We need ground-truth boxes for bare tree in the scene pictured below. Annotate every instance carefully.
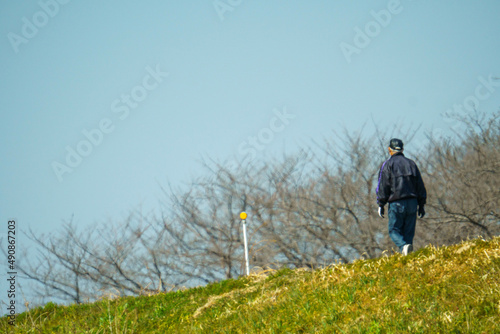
[159,159,276,281]
[419,110,500,245]
[18,220,98,304]
[15,213,187,303]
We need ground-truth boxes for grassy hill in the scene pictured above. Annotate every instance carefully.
[2,236,499,333]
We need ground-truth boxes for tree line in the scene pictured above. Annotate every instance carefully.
[8,110,499,305]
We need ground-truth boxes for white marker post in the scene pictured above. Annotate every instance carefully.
[240,212,250,276]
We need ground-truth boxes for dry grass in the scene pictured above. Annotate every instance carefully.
[1,236,499,333]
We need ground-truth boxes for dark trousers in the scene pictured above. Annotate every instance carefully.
[388,198,418,251]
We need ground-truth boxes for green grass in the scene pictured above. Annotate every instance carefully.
[2,236,499,333]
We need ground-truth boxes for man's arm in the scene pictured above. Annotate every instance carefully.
[415,165,427,206]
[376,161,390,207]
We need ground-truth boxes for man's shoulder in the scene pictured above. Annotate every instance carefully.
[390,154,421,170]
[393,153,415,163]
[403,155,419,167]
[384,154,419,169]
[380,158,391,170]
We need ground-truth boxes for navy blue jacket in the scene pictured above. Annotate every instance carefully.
[376,153,427,207]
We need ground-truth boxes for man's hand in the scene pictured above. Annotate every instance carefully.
[418,205,425,218]
[378,206,385,218]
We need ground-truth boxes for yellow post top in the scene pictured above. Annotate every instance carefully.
[240,212,247,220]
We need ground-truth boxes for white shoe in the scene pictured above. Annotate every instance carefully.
[402,244,413,256]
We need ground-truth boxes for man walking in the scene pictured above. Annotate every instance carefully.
[376,138,427,255]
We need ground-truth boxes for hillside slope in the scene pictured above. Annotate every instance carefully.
[2,236,499,333]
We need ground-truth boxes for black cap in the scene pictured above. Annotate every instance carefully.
[389,138,404,151]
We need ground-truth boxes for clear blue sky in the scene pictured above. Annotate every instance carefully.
[1,0,500,307]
